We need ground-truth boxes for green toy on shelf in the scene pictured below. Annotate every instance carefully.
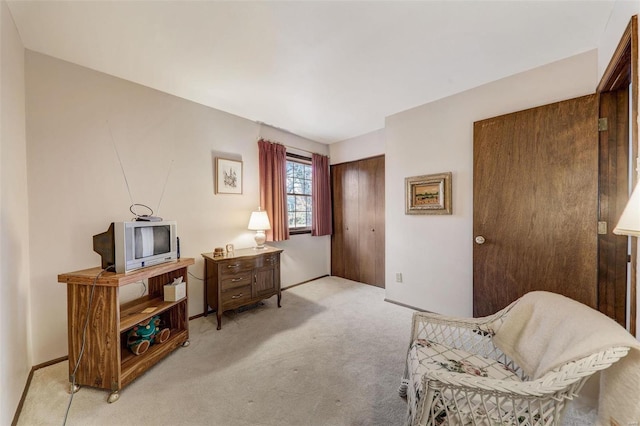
[126,315,170,355]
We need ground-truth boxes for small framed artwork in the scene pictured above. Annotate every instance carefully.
[405,172,452,215]
[215,158,243,194]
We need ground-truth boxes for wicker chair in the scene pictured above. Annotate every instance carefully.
[398,302,632,426]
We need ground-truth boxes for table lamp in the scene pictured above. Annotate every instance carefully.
[248,208,271,249]
[613,184,640,236]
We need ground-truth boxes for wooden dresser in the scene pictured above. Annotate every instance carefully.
[202,246,283,329]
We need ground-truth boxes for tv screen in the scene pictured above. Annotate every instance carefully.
[134,225,171,259]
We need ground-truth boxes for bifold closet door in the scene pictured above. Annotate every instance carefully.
[331,156,385,287]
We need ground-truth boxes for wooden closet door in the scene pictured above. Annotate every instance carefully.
[374,156,385,286]
[331,164,346,278]
[343,163,361,281]
[358,156,385,287]
[331,162,360,281]
[331,156,385,287]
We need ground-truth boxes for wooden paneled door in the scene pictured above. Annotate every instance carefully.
[473,95,600,316]
[331,156,385,287]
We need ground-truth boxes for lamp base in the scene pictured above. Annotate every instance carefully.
[254,230,267,249]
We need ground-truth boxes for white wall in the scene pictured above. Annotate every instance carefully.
[329,128,384,165]
[25,51,330,364]
[0,0,30,423]
[384,51,598,316]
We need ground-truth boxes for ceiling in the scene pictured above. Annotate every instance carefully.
[7,0,616,144]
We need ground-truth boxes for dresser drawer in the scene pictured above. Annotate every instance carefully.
[220,271,252,290]
[220,258,255,276]
[257,254,279,268]
[221,285,252,307]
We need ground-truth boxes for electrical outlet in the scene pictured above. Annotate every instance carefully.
[395,273,403,283]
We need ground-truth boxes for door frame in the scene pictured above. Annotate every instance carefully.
[597,16,638,335]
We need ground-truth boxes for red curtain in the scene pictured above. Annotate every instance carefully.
[311,153,333,236]
[258,139,289,241]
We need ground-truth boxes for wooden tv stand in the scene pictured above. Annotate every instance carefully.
[58,258,194,403]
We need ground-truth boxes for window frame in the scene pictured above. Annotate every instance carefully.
[286,153,313,235]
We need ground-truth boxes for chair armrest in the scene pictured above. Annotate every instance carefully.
[425,370,566,398]
[424,345,631,398]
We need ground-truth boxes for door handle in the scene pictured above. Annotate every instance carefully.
[475,236,486,245]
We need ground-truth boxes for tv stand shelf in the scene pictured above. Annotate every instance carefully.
[120,296,185,332]
[58,258,194,403]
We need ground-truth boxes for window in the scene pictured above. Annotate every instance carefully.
[286,155,312,233]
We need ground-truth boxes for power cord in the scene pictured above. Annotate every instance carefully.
[188,271,203,281]
[62,266,111,425]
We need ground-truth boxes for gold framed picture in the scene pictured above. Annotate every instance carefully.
[215,157,243,194]
[405,172,452,215]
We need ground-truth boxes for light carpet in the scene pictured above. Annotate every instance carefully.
[17,276,415,426]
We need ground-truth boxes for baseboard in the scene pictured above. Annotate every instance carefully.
[384,298,425,312]
[33,355,68,370]
[190,310,216,320]
[12,356,68,426]
[281,274,329,291]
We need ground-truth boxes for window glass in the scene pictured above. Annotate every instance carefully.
[286,157,312,231]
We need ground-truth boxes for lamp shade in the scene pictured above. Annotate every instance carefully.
[248,210,271,231]
[613,184,640,236]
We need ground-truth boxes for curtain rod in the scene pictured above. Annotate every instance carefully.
[284,144,328,158]
[258,138,329,158]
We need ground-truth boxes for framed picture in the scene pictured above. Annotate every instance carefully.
[405,172,452,215]
[215,158,243,194]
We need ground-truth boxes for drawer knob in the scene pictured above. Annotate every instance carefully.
[231,277,244,282]
[231,293,243,299]
[227,264,240,268]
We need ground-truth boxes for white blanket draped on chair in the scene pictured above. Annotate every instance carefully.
[490,291,640,426]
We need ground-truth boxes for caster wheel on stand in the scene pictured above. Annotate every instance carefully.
[107,391,120,403]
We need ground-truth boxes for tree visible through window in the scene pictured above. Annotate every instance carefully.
[286,157,312,231]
